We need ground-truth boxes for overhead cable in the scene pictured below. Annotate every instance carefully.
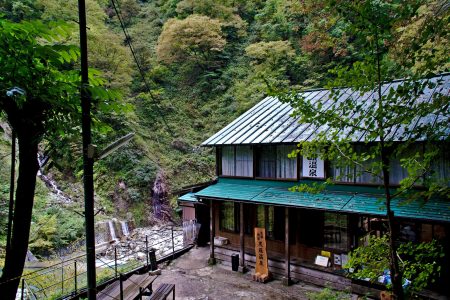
[110,0,175,137]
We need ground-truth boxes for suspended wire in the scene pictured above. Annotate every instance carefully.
[109,0,175,138]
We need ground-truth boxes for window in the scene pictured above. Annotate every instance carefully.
[323,213,348,251]
[220,202,239,232]
[221,146,253,177]
[236,146,253,177]
[277,145,297,179]
[221,146,235,176]
[338,144,425,186]
[330,162,355,183]
[255,205,284,240]
[298,210,323,247]
[243,204,253,235]
[390,144,423,185]
[398,221,418,242]
[420,223,446,242]
[257,146,276,178]
[429,144,449,185]
[354,145,383,184]
[257,145,297,179]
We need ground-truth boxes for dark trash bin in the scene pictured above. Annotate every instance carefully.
[231,253,239,271]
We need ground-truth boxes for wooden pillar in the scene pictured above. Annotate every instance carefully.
[208,199,216,265]
[283,207,290,286]
[239,203,246,272]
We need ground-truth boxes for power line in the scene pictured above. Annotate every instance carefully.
[109,0,175,138]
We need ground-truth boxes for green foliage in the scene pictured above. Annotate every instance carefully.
[346,236,444,294]
[390,0,450,74]
[130,201,149,227]
[2,0,447,253]
[38,0,133,91]
[156,14,226,69]
[306,287,352,300]
[29,214,57,254]
[0,0,43,20]
[253,0,295,40]
[246,40,294,64]
[0,136,11,246]
[176,0,247,37]
[281,1,448,298]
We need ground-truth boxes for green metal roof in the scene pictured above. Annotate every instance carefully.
[178,192,198,203]
[202,74,449,146]
[194,178,450,223]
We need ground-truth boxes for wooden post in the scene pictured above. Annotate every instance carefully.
[114,247,118,278]
[74,260,78,295]
[119,274,124,300]
[171,226,175,260]
[208,200,216,265]
[21,278,24,300]
[239,202,246,272]
[283,207,290,286]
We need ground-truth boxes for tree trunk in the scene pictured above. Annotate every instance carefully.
[0,133,39,300]
[381,146,404,300]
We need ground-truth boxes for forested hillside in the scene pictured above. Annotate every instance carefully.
[0,0,448,256]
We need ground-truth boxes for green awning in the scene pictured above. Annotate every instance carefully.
[194,178,450,223]
[178,192,198,203]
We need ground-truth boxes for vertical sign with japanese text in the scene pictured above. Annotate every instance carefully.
[254,227,268,276]
[302,156,325,178]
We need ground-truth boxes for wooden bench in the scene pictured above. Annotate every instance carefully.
[97,273,157,300]
[149,283,175,300]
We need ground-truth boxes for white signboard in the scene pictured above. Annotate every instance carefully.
[314,255,330,267]
[302,156,325,178]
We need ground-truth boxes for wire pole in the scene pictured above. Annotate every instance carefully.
[78,0,96,298]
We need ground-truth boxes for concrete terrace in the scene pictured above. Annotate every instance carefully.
[151,246,357,300]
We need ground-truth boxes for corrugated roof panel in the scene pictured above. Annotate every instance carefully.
[264,91,322,143]
[201,100,264,146]
[273,90,330,143]
[303,88,361,141]
[195,182,267,201]
[194,179,450,222]
[202,97,277,146]
[214,97,280,145]
[247,103,295,144]
[178,192,198,203]
[345,195,450,222]
[231,101,291,144]
[387,76,442,141]
[297,89,355,141]
[407,76,450,141]
[340,84,394,141]
[344,195,386,216]
[264,90,327,143]
[253,187,352,211]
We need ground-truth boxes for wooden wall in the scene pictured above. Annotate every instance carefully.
[181,203,195,221]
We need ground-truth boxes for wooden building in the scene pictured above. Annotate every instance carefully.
[178,74,450,296]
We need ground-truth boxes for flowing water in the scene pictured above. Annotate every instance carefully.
[121,221,130,236]
[37,152,71,203]
[108,221,117,240]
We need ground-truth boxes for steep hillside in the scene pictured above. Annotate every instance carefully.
[0,0,447,255]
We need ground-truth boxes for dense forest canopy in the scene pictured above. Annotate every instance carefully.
[0,0,448,255]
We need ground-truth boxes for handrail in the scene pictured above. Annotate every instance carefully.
[17,229,187,300]
[23,279,38,300]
